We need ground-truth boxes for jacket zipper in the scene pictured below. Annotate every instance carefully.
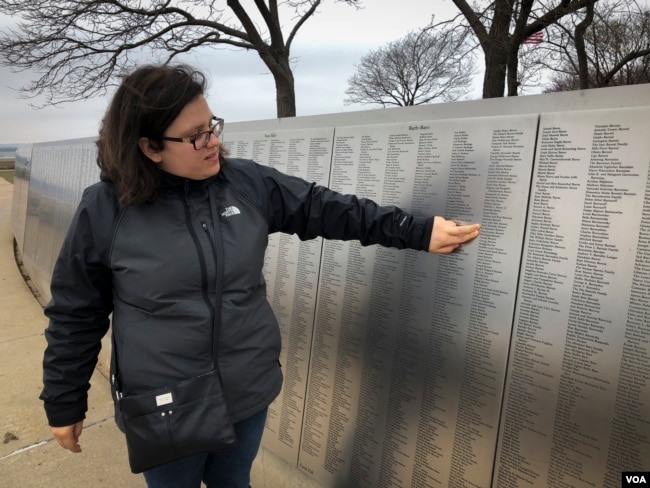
[201,220,220,365]
[183,181,216,331]
[208,189,225,376]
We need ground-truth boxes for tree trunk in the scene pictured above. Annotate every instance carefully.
[258,48,296,118]
[482,0,514,98]
[575,0,595,89]
[483,47,509,98]
[506,45,521,96]
[273,68,296,118]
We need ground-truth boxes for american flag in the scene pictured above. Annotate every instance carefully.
[523,31,544,45]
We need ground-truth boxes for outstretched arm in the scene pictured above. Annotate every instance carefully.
[428,217,480,254]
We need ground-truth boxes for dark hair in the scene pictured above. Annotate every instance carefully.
[97,64,222,206]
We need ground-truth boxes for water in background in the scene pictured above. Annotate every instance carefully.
[0,146,18,158]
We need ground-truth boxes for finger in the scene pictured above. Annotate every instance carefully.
[442,230,479,247]
[457,229,481,243]
[446,223,480,236]
[52,426,82,453]
[433,243,460,254]
[73,422,83,440]
[69,425,82,452]
[62,435,82,453]
[55,433,74,451]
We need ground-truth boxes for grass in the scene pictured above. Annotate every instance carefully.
[0,170,14,184]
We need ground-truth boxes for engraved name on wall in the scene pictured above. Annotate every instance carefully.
[224,128,335,463]
[297,115,538,487]
[495,107,650,488]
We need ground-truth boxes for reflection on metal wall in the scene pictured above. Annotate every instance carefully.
[20,138,99,304]
[223,115,540,487]
[11,144,33,254]
[12,85,650,488]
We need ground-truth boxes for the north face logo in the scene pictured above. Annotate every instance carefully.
[221,206,241,218]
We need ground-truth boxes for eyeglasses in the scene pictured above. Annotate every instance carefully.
[160,117,224,150]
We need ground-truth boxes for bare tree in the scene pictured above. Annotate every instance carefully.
[0,0,359,117]
[448,0,599,98]
[574,0,596,88]
[545,62,650,90]
[344,27,475,107]
[540,0,650,91]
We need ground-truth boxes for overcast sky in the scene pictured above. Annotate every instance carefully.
[0,0,471,145]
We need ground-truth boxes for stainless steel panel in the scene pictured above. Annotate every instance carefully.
[224,127,335,465]
[11,144,33,254]
[494,107,650,488]
[297,115,538,487]
[20,138,99,303]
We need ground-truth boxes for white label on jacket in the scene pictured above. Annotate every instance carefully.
[221,206,241,218]
[156,392,173,406]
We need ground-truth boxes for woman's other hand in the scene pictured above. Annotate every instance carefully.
[51,421,84,453]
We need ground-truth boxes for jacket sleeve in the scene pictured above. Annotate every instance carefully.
[255,162,434,251]
[39,186,115,427]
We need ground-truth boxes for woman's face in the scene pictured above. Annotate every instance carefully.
[139,95,221,180]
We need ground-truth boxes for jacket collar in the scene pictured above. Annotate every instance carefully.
[157,168,221,192]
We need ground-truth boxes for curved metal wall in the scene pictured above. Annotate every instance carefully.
[19,138,99,303]
[10,84,650,488]
[11,143,33,254]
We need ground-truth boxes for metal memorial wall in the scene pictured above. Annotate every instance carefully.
[11,85,650,488]
[225,127,335,464]
[13,138,100,303]
[11,143,33,254]
[494,108,650,488]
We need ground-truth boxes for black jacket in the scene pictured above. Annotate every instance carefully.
[40,157,434,427]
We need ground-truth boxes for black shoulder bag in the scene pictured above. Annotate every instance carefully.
[111,321,237,473]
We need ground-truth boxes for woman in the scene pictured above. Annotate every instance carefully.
[40,64,480,487]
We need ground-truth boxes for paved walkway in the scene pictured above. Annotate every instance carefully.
[0,178,145,487]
